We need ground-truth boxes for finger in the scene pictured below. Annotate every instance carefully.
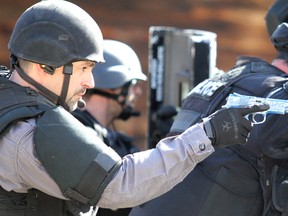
[241,118,253,131]
[239,126,251,143]
[241,127,251,140]
[238,103,270,116]
[253,104,270,112]
[238,135,247,144]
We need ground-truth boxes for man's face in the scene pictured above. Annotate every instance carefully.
[126,80,143,108]
[52,60,95,111]
[111,80,143,110]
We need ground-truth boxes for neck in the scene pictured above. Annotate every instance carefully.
[9,69,38,91]
[84,95,112,127]
[271,59,288,75]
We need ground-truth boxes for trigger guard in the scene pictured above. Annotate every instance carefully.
[251,113,266,124]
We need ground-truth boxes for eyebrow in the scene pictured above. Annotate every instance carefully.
[89,62,96,67]
[76,61,96,67]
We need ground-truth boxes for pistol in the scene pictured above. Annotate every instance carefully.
[223,93,288,124]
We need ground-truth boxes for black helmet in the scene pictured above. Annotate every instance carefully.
[8,0,105,111]
[265,0,288,36]
[8,0,104,67]
[271,22,288,51]
[92,39,147,89]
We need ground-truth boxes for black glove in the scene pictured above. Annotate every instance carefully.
[203,104,269,147]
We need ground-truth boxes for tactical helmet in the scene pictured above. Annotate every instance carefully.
[92,40,147,89]
[265,0,288,36]
[271,22,288,52]
[8,0,104,67]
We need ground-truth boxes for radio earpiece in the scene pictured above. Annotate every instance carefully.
[41,65,55,75]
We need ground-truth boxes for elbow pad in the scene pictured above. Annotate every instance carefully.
[34,106,121,205]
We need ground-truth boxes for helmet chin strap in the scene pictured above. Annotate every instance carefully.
[59,63,73,111]
[118,105,140,120]
[11,55,72,111]
[15,65,60,104]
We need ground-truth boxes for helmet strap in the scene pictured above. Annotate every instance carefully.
[118,105,140,120]
[88,83,141,121]
[116,82,141,120]
[58,63,73,110]
[15,65,60,105]
[88,89,120,102]
[13,57,72,111]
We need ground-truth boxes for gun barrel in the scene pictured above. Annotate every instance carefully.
[265,98,288,114]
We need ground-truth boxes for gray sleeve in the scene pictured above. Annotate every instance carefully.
[2,120,213,208]
[98,123,214,208]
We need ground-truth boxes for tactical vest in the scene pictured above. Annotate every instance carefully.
[129,57,288,216]
[169,56,288,216]
[0,77,121,216]
[170,56,288,133]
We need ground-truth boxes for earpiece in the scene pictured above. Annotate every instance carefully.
[41,65,55,75]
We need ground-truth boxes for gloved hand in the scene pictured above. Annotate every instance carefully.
[202,104,269,147]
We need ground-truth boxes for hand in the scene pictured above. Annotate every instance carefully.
[203,104,269,147]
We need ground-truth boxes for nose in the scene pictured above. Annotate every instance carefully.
[82,71,95,89]
[133,84,143,97]
[127,84,143,104]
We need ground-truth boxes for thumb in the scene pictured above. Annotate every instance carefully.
[238,103,270,116]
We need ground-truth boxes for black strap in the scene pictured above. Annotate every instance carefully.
[15,65,60,105]
[0,78,53,135]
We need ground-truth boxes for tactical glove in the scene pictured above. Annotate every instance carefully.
[203,104,269,147]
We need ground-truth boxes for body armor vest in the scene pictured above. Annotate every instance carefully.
[0,77,121,216]
[171,56,288,215]
[170,56,288,133]
[130,56,288,216]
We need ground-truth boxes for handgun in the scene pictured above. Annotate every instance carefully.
[223,93,288,124]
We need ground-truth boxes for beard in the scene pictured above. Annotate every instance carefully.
[66,88,87,112]
[66,97,80,112]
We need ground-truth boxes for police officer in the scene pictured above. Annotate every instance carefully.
[0,1,262,216]
[73,39,146,157]
[129,23,288,216]
[73,39,147,216]
[265,0,288,36]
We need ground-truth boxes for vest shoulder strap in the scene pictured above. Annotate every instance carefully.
[0,78,54,135]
